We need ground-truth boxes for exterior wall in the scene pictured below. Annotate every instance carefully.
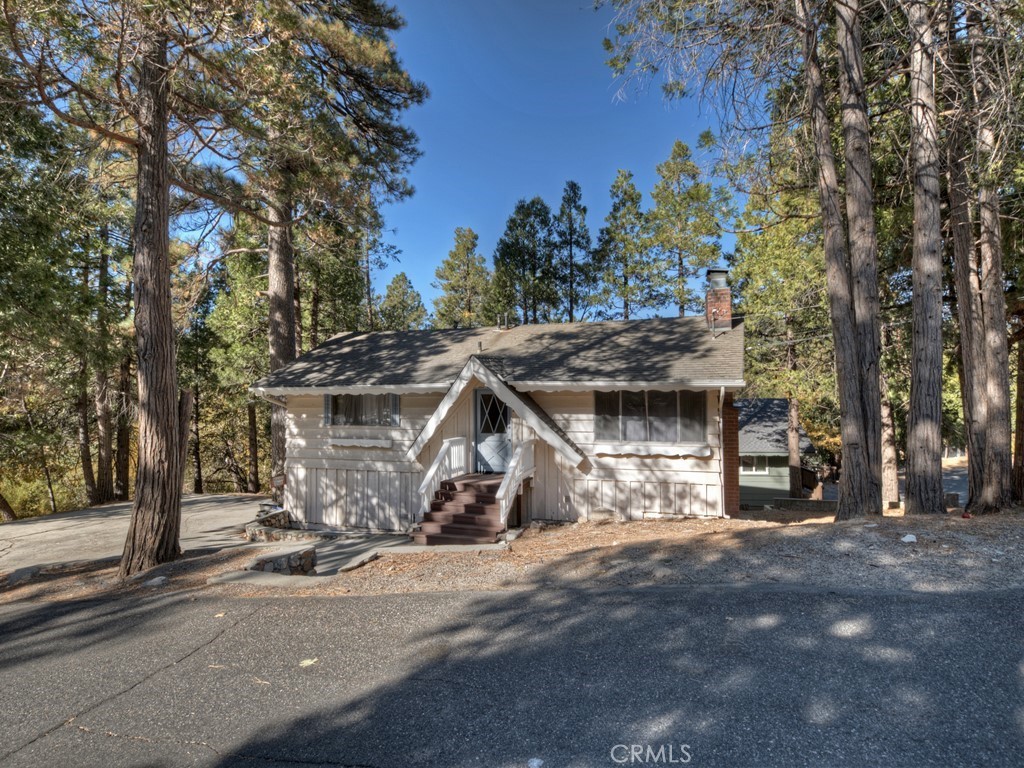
[282,393,442,530]
[738,455,790,507]
[516,390,728,521]
[283,383,737,529]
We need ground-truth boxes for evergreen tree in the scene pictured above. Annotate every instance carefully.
[552,181,594,322]
[649,140,730,315]
[594,170,667,320]
[432,227,491,328]
[378,273,427,330]
[491,197,558,325]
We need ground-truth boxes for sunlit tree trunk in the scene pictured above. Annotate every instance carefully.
[904,0,944,515]
[267,188,296,495]
[836,0,882,507]
[796,0,873,520]
[247,400,260,493]
[120,28,185,576]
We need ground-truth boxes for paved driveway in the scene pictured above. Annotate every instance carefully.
[0,584,1021,767]
[0,494,263,577]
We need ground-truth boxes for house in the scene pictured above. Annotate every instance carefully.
[250,271,744,543]
[735,398,816,508]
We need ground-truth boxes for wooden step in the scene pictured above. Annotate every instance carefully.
[434,489,498,505]
[410,531,498,546]
[429,499,500,515]
[417,521,505,537]
[423,509,503,527]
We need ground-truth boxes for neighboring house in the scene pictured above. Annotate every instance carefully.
[735,398,815,508]
[251,271,744,543]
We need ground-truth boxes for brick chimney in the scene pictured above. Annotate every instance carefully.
[705,267,732,331]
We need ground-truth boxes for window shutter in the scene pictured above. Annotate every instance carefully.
[322,394,332,427]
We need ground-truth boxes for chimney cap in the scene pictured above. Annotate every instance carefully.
[707,267,729,290]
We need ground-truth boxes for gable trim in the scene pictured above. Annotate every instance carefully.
[406,356,589,472]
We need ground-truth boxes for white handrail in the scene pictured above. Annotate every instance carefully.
[496,439,537,526]
[417,437,468,520]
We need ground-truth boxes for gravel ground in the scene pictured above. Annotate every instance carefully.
[4,509,1023,603]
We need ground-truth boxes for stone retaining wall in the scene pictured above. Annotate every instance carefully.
[245,546,317,575]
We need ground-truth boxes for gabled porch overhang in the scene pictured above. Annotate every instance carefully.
[406,356,591,474]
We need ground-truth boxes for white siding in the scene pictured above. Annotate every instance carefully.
[519,390,724,521]
[283,393,440,530]
[282,385,726,530]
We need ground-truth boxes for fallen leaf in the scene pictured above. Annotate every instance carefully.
[214,612,226,618]
[253,677,271,685]
[299,658,319,667]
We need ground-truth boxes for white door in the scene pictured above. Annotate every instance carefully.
[475,389,511,473]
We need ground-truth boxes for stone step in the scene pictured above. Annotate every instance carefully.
[410,531,498,546]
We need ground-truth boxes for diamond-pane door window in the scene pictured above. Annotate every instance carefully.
[478,393,509,435]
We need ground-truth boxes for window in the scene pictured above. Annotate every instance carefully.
[594,391,706,443]
[329,394,400,427]
[740,455,769,474]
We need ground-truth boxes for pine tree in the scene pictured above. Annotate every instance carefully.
[491,198,558,325]
[378,273,427,330]
[552,181,594,322]
[594,170,667,320]
[649,140,729,315]
[432,228,491,328]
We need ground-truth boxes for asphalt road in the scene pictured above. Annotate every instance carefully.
[1,584,1021,767]
[0,494,263,578]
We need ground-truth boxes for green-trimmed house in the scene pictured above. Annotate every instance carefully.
[736,398,814,508]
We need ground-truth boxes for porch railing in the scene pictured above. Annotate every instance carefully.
[496,439,537,527]
[417,437,468,520]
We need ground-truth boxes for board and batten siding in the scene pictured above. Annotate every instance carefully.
[282,393,442,530]
[283,384,727,530]
[515,390,725,521]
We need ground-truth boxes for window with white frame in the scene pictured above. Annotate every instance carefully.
[328,394,400,427]
[594,390,705,443]
[740,455,770,473]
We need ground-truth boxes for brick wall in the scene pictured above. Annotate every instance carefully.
[722,393,740,516]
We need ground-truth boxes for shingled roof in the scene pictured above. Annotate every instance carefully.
[251,316,745,395]
[736,398,813,455]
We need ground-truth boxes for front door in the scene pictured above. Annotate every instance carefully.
[475,389,511,473]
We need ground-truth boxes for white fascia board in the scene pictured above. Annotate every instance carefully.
[406,357,589,471]
[508,379,746,392]
[251,384,450,398]
[405,364,477,461]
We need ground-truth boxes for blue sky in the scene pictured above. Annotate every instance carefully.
[378,0,722,309]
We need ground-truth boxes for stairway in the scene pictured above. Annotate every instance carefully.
[411,474,506,545]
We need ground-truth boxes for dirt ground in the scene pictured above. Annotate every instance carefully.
[4,505,1023,603]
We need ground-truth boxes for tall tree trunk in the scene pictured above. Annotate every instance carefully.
[879,373,900,506]
[120,28,184,577]
[267,187,297,494]
[568,234,576,323]
[947,136,987,508]
[905,0,945,515]
[94,225,114,504]
[969,9,1012,512]
[191,384,203,494]
[247,400,260,493]
[114,347,132,501]
[786,324,802,498]
[1013,339,1024,500]
[836,0,882,506]
[294,262,304,356]
[310,277,321,348]
[77,358,98,505]
[0,490,16,523]
[22,396,57,515]
[796,0,873,520]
